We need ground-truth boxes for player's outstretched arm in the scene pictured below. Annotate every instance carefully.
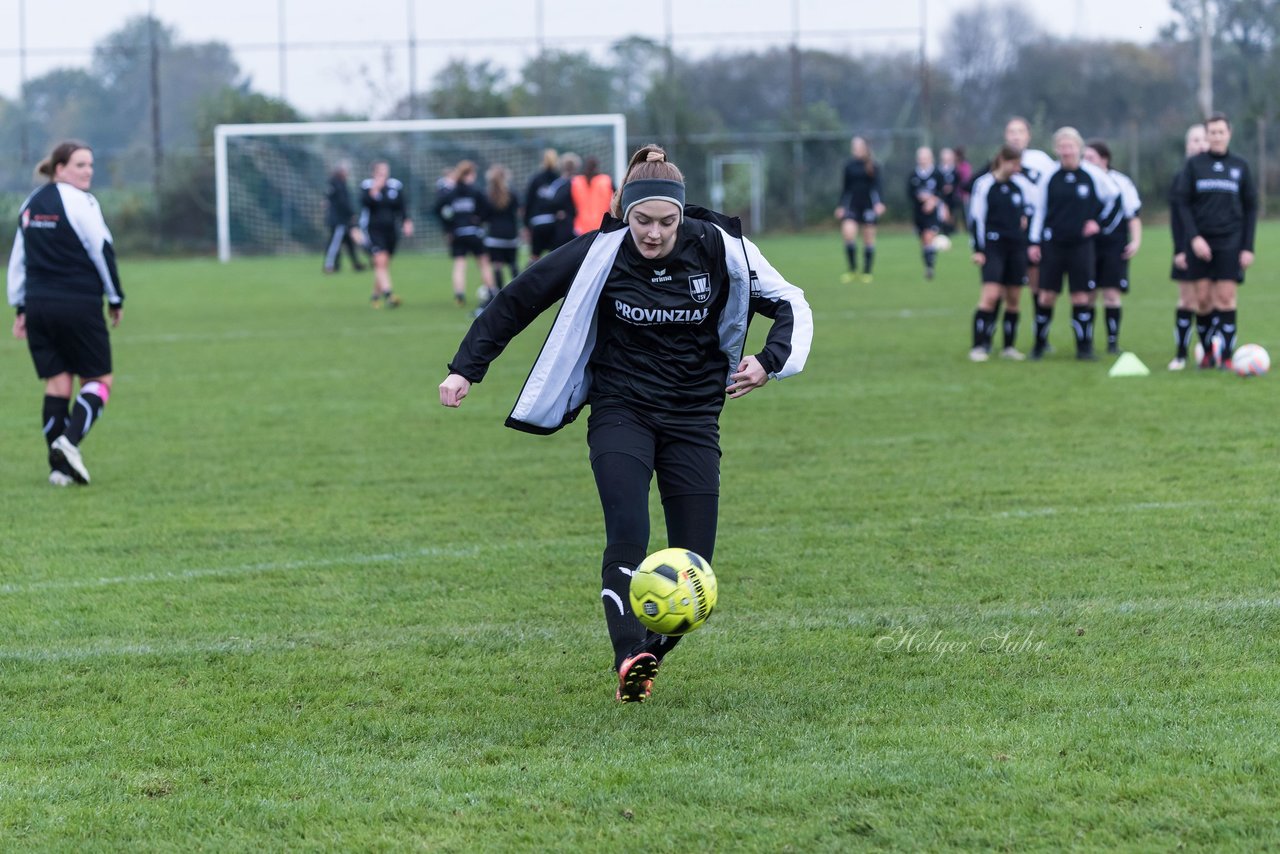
[439,373,471,407]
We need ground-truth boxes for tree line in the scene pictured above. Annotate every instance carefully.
[0,2,1275,252]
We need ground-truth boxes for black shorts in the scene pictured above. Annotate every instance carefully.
[1170,255,1191,282]
[529,224,558,255]
[914,212,940,236]
[449,234,488,259]
[842,207,878,224]
[485,238,519,266]
[366,225,398,256]
[979,239,1028,287]
[1094,237,1130,292]
[24,300,113,379]
[1186,234,1244,282]
[1038,241,1096,295]
[587,403,721,499]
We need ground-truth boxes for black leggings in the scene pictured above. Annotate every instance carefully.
[592,452,718,668]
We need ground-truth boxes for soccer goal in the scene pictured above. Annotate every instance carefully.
[214,114,627,261]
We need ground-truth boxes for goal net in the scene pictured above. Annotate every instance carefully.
[214,114,627,261]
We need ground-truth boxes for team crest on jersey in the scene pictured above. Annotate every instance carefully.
[1213,161,1224,172]
[688,273,711,303]
[1230,167,1242,180]
[1077,185,1090,198]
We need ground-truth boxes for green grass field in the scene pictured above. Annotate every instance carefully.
[1,223,1278,851]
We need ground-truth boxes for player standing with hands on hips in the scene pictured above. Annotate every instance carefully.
[439,144,813,703]
[1173,112,1257,370]
[7,141,123,486]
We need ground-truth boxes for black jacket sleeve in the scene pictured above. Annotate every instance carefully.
[446,235,595,382]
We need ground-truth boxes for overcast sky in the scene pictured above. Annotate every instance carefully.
[2,0,1179,116]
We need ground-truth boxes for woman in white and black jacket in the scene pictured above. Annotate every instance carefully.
[439,144,813,704]
[7,141,123,487]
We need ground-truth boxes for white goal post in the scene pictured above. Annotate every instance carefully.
[214,114,628,262]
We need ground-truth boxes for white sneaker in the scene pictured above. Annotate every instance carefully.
[51,435,90,484]
[1167,357,1187,372]
[1000,346,1026,361]
[48,470,75,487]
[969,347,989,362]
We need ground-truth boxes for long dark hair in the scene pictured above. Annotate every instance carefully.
[37,141,90,181]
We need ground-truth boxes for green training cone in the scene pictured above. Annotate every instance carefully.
[1108,352,1151,377]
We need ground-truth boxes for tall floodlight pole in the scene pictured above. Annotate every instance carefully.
[149,0,163,249]
[278,0,288,100]
[790,0,804,228]
[407,0,418,116]
[1197,0,1213,117]
[664,0,675,153]
[920,0,931,144]
[19,0,29,165]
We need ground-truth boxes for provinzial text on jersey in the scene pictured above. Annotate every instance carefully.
[614,300,709,325]
[1195,178,1240,193]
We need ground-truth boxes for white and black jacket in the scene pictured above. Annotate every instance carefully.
[448,205,813,435]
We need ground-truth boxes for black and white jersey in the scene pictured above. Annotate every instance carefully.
[524,168,561,228]
[7,182,123,312]
[589,222,732,417]
[1173,150,1258,250]
[1019,149,1056,188]
[447,205,812,433]
[435,181,492,238]
[967,172,1035,250]
[907,167,944,217]
[837,158,883,211]
[938,165,958,206]
[1029,161,1118,244]
[358,178,408,233]
[1098,169,1141,242]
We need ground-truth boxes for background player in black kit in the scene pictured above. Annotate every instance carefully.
[907,146,945,280]
[1166,123,1209,371]
[1173,112,1257,370]
[834,135,885,283]
[524,148,563,262]
[7,141,123,486]
[1084,140,1143,355]
[1027,127,1118,361]
[435,160,496,308]
[322,160,366,274]
[438,144,812,704]
[967,145,1035,361]
[483,164,521,294]
[358,160,413,308]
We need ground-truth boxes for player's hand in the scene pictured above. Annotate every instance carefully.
[108,306,123,327]
[1191,235,1212,261]
[1241,249,1255,269]
[874,203,886,217]
[1082,220,1100,238]
[1122,239,1140,260]
[834,207,845,220]
[402,220,415,238]
[1027,245,1042,264]
[1174,252,1188,270]
[11,314,25,340]
[727,356,769,399]
[350,227,364,244]
[439,373,470,408]
[972,252,985,267]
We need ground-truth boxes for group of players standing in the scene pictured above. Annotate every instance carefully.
[322,150,614,314]
[837,114,1258,369]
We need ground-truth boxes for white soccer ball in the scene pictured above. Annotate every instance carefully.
[933,234,952,252]
[1232,343,1270,377]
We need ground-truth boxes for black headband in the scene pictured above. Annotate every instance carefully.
[620,179,685,222]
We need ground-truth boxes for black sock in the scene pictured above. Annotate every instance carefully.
[64,387,105,445]
[42,395,69,454]
[1175,309,1194,358]
[1196,313,1213,356]
[1003,311,1020,350]
[972,309,997,349]
[1034,303,1055,351]
[1219,309,1238,359]
[923,248,937,271]
[863,245,876,275]
[1209,309,1223,349]
[844,241,858,272]
[1104,307,1121,349]
[493,267,505,290]
[600,543,649,671]
[1072,306,1095,354]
